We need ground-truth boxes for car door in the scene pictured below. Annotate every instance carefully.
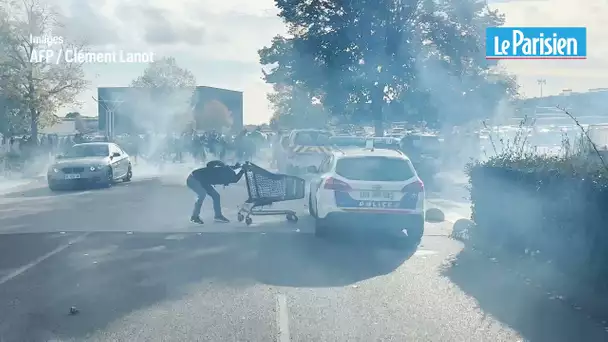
[116,145,129,177]
[310,155,332,209]
[115,145,129,177]
[109,145,124,178]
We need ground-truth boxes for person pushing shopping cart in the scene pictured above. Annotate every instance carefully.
[187,160,246,224]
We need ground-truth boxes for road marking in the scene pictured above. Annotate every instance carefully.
[0,190,94,203]
[0,232,89,286]
[414,249,438,256]
[276,294,291,342]
[165,234,187,240]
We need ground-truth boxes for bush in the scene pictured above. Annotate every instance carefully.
[466,114,608,291]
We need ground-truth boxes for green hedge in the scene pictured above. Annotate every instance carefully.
[467,157,608,290]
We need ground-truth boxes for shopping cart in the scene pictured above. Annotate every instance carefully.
[237,162,306,225]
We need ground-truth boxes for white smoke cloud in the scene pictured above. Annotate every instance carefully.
[43,0,284,124]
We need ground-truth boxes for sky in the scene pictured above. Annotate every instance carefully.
[491,0,608,98]
[41,0,607,124]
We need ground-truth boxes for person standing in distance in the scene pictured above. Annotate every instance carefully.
[187,160,245,224]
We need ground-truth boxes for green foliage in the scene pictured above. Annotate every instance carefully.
[0,0,88,139]
[0,95,28,135]
[267,84,328,129]
[131,57,196,89]
[259,0,517,129]
[65,112,81,119]
[467,112,608,181]
[196,100,233,131]
[465,110,608,291]
[467,161,608,289]
[130,57,198,133]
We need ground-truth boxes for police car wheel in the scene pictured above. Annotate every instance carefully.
[409,222,424,242]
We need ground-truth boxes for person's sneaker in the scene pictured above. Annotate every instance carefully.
[214,215,230,223]
[190,216,204,224]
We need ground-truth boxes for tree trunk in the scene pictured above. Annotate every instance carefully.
[372,86,384,137]
[29,108,38,144]
[28,67,38,144]
[374,119,383,137]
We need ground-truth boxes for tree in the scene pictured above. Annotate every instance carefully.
[131,57,196,89]
[267,83,328,129]
[65,111,80,119]
[259,0,516,134]
[0,0,88,141]
[196,100,233,131]
[0,95,28,137]
[130,57,197,133]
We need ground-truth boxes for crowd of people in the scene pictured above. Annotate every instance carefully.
[0,129,273,178]
[114,129,271,166]
[0,134,79,176]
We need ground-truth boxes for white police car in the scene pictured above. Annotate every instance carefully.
[307,146,425,243]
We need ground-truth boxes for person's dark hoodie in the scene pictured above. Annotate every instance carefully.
[191,161,245,185]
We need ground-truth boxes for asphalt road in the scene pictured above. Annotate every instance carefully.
[0,171,607,341]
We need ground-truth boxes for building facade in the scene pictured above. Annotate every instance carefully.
[97,86,243,135]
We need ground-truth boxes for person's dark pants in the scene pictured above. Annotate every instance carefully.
[186,174,222,218]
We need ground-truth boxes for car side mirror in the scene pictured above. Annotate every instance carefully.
[112,152,120,158]
[307,166,318,173]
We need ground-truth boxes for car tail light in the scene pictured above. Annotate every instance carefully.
[402,179,424,192]
[324,177,351,191]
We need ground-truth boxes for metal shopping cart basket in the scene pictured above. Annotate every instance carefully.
[237,163,306,225]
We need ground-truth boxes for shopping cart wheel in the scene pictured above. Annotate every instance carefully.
[237,213,244,222]
[286,214,298,222]
[245,217,253,225]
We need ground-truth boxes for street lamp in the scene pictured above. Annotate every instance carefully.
[537,79,546,97]
[92,95,124,140]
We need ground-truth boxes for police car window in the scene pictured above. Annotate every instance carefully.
[294,132,331,146]
[280,136,289,147]
[317,157,327,172]
[419,136,440,149]
[335,157,416,181]
[404,135,439,149]
[320,156,333,173]
[329,136,364,146]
